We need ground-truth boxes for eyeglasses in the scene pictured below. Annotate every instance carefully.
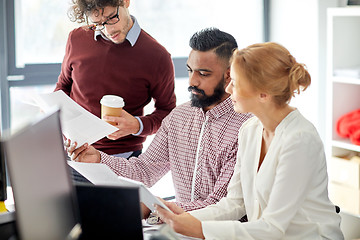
[89,6,120,31]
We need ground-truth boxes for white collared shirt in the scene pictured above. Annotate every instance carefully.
[93,15,141,47]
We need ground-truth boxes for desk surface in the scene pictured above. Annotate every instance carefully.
[0,216,199,240]
[1,187,199,240]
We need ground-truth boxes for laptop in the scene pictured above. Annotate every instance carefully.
[2,109,145,240]
[1,109,81,240]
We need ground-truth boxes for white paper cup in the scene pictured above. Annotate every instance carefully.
[100,95,125,125]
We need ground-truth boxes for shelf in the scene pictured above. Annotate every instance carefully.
[328,7,360,16]
[332,76,360,85]
[327,7,360,220]
[332,139,360,152]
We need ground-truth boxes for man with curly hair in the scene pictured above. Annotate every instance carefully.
[55,0,176,158]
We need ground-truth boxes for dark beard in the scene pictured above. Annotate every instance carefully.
[188,77,226,108]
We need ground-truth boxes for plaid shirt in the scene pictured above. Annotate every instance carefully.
[100,97,252,211]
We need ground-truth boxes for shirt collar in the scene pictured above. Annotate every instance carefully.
[194,97,234,119]
[274,108,299,134]
[208,97,234,119]
[93,15,141,47]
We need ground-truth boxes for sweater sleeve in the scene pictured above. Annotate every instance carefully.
[54,30,73,96]
[138,52,176,136]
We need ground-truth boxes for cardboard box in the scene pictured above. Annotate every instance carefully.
[328,156,360,189]
[328,182,360,215]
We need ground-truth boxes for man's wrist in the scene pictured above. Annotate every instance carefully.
[141,203,151,219]
[132,116,143,136]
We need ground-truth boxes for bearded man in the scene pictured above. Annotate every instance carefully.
[66,28,252,219]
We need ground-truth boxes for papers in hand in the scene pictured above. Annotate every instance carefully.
[67,161,172,213]
[33,90,117,148]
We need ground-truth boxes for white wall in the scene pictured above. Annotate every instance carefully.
[269,0,338,142]
[131,0,264,57]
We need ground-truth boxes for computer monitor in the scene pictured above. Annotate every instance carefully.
[2,109,81,240]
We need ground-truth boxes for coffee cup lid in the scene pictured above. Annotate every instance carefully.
[100,95,125,108]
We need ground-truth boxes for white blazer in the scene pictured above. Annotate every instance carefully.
[191,110,343,240]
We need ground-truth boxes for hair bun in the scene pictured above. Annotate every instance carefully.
[289,61,311,94]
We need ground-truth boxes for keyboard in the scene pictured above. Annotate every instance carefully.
[68,164,92,184]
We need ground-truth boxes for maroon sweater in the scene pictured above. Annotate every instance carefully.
[56,27,176,154]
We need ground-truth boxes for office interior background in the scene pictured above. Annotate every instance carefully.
[1,0,330,135]
[1,0,360,238]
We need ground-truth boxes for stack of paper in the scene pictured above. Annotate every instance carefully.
[33,90,118,148]
[67,161,172,213]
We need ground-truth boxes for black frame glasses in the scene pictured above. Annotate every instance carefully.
[89,6,120,31]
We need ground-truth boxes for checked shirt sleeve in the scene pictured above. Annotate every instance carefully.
[100,117,172,188]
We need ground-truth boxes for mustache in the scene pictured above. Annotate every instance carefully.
[188,86,205,96]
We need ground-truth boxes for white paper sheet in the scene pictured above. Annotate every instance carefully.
[32,90,118,148]
[67,161,172,212]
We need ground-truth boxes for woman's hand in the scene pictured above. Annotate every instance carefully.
[155,201,205,239]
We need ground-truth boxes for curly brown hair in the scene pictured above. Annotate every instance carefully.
[68,0,124,24]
